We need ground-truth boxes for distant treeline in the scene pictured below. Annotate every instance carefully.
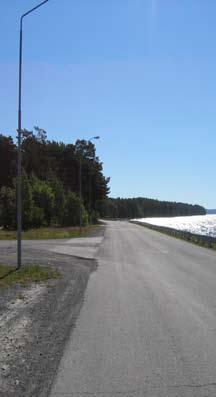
[97,197,206,219]
[0,128,110,229]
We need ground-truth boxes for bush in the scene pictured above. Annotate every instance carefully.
[22,176,34,230]
[31,206,45,228]
[0,186,16,229]
[31,178,55,226]
[82,206,89,226]
[0,176,90,230]
[91,209,99,224]
[63,192,88,227]
[49,178,65,225]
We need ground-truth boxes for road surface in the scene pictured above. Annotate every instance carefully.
[50,220,216,397]
[0,236,103,263]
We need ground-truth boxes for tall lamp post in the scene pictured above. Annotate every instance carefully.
[78,136,100,232]
[88,136,100,224]
[79,155,82,233]
[17,0,49,269]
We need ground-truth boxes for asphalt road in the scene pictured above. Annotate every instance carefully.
[50,220,216,397]
[0,236,103,264]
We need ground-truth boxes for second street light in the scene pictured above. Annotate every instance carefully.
[17,0,49,269]
[88,136,100,224]
[78,136,100,232]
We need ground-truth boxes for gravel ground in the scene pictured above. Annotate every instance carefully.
[0,225,105,397]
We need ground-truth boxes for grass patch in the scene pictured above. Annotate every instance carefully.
[0,264,61,288]
[0,225,98,240]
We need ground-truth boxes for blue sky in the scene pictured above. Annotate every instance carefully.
[1,0,216,208]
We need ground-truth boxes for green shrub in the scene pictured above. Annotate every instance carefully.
[0,186,16,229]
[82,206,89,226]
[63,192,88,226]
[91,209,99,224]
[31,178,55,226]
[31,206,45,228]
[22,176,34,230]
[49,178,65,225]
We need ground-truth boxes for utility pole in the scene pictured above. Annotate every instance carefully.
[17,0,49,269]
[79,157,82,233]
[88,136,100,224]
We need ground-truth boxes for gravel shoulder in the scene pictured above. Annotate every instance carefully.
[0,225,105,396]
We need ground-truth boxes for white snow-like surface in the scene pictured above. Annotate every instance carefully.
[133,214,216,237]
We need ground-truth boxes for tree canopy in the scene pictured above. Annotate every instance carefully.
[0,128,109,229]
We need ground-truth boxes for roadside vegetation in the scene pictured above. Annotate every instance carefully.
[0,129,206,234]
[0,264,60,288]
[0,225,98,240]
[0,128,109,231]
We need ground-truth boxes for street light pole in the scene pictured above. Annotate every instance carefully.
[88,136,100,224]
[78,136,100,232]
[17,19,23,270]
[79,156,82,233]
[17,0,49,269]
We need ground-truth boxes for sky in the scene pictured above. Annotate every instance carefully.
[1,0,216,208]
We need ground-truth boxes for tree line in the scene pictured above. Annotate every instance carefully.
[0,128,110,229]
[96,197,206,219]
[0,128,206,229]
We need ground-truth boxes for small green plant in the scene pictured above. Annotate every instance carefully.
[0,264,61,288]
